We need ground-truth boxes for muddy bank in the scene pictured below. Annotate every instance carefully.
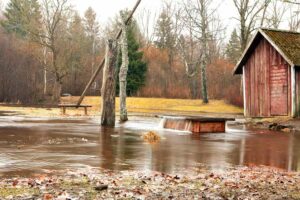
[234,117,300,133]
[0,166,299,200]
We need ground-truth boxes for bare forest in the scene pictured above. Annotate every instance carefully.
[1,0,300,106]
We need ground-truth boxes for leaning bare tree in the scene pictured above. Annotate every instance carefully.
[119,18,129,122]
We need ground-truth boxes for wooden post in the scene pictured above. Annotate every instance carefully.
[62,107,66,115]
[101,39,119,127]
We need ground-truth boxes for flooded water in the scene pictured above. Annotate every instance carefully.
[0,116,300,177]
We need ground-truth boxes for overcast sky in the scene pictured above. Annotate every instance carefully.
[72,0,236,39]
[73,0,163,20]
[0,0,240,40]
[0,1,236,23]
[72,0,235,25]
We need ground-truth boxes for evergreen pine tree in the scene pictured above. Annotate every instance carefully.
[154,8,176,66]
[154,10,176,50]
[68,13,87,70]
[116,12,147,96]
[1,0,42,39]
[225,29,242,63]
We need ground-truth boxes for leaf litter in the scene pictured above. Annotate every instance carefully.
[0,166,299,200]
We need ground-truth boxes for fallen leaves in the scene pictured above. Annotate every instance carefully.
[43,193,53,200]
[12,180,18,187]
[0,166,299,200]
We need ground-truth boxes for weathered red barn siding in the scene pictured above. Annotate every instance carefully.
[296,70,300,116]
[244,38,291,117]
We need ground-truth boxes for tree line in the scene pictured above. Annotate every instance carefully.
[0,0,300,106]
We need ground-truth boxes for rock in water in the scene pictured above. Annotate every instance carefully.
[94,184,108,191]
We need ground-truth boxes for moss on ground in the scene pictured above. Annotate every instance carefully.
[0,187,39,198]
[59,177,98,199]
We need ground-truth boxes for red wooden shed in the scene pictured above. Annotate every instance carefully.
[234,28,300,117]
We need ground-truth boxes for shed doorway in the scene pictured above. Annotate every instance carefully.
[270,64,288,116]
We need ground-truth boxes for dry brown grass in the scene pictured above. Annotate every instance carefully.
[0,96,243,117]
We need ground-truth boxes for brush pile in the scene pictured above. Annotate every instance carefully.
[142,131,161,143]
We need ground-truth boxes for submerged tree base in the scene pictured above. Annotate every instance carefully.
[0,166,299,200]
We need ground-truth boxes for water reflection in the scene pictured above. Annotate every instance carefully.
[237,128,299,171]
[0,117,299,177]
[98,120,300,173]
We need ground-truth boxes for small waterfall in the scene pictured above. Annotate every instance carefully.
[158,117,167,129]
[159,116,231,133]
[159,116,193,132]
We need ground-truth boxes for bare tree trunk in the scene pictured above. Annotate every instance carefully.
[119,20,129,122]
[101,39,118,127]
[189,77,198,99]
[200,58,208,103]
[260,0,270,27]
[43,47,47,95]
[200,1,209,104]
[50,48,60,102]
[92,35,96,75]
[91,34,96,93]
[52,80,62,102]
[51,51,62,102]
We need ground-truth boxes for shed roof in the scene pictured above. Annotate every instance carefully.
[234,28,300,74]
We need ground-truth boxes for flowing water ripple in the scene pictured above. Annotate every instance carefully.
[0,117,299,177]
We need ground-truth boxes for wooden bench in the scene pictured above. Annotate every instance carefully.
[58,104,92,115]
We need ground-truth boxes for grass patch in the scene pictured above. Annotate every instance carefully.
[63,97,243,116]
[59,178,98,199]
[0,187,39,198]
[0,97,243,117]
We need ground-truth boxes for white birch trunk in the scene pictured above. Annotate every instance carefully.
[119,20,129,122]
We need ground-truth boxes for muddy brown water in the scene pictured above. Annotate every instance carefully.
[0,116,299,177]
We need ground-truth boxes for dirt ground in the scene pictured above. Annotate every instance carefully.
[0,166,299,200]
[242,116,300,133]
